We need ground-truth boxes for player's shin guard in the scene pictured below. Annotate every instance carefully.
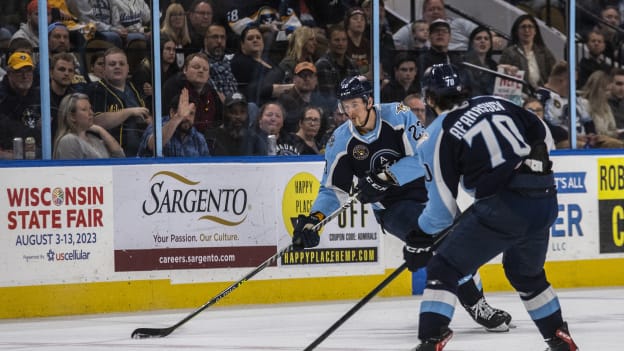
[545,322,579,351]
[412,327,453,351]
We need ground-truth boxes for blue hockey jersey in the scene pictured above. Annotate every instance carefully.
[311,102,427,216]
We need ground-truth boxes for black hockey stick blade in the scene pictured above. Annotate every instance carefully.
[131,195,358,339]
[131,244,293,339]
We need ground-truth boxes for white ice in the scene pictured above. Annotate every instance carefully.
[0,287,621,350]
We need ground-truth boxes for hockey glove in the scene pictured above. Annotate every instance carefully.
[403,227,436,272]
[520,142,552,174]
[292,213,323,251]
[356,171,394,204]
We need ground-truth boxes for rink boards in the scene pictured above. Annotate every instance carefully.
[1,152,623,318]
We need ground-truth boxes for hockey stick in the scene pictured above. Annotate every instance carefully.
[303,206,473,350]
[131,194,358,339]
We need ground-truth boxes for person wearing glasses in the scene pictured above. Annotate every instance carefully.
[187,0,214,50]
[202,23,238,99]
[292,106,323,155]
[0,52,41,159]
[278,61,328,134]
[403,93,427,126]
[53,93,124,159]
[499,14,556,92]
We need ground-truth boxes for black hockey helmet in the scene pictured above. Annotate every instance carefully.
[338,75,372,102]
[422,63,463,97]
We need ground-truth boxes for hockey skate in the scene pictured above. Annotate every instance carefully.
[411,327,453,351]
[463,297,512,332]
[545,322,579,351]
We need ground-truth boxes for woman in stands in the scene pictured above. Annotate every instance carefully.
[464,26,498,97]
[499,14,556,92]
[161,2,191,68]
[53,93,125,159]
[279,26,318,83]
[577,70,624,148]
[230,24,293,106]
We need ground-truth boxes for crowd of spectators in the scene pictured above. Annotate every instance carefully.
[2,0,624,161]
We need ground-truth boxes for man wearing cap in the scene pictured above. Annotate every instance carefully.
[138,88,210,157]
[204,92,264,156]
[0,52,41,159]
[278,61,328,134]
[418,19,466,86]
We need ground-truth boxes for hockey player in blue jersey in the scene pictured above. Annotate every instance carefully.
[292,75,512,332]
[404,64,578,351]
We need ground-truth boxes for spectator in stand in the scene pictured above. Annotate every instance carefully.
[230,24,292,106]
[315,25,360,105]
[255,101,299,155]
[132,34,181,112]
[319,103,349,151]
[88,47,150,157]
[418,19,464,82]
[161,2,192,69]
[138,88,210,157]
[162,52,223,133]
[204,92,264,156]
[202,23,238,100]
[53,93,124,159]
[87,51,105,83]
[187,0,214,51]
[381,53,421,103]
[522,97,556,150]
[499,14,556,92]
[67,0,123,48]
[42,22,88,83]
[578,30,612,88]
[578,70,624,148]
[403,93,427,126]
[536,61,593,149]
[361,0,395,74]
[393,0,477,52]
[396,19,430,51]
[292,106,323,155]
[49,53,81,139]
[48,0,91,55]
[0,52,41,159]
[464,26,498,97]
[10,0,51,52]
[278,61,327,134]
[109,0,150,47]
[279,26,317,83]
[593,5,624,64]
[344,7,370,77]
[608,68,624,135]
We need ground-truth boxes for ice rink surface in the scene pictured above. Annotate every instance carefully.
[0,287,621,350]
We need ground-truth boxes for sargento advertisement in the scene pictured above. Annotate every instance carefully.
[112,164,382,272]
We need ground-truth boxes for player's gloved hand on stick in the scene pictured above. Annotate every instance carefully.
[292,213,324,250]
[403,227,436,271]
[356,171,394,204]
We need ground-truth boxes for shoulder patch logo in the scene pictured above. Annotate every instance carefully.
[396,103,410,113]
[353,144,369,160]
